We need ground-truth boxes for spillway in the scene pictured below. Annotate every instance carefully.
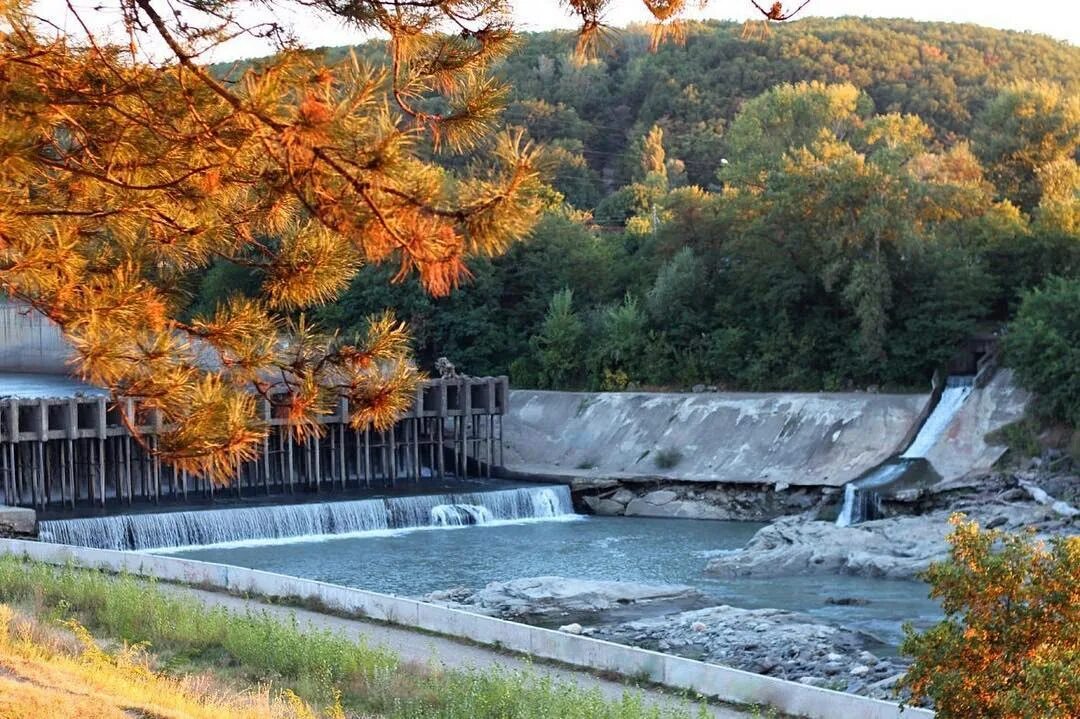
[37,485,575,551]
[836,377,973,527]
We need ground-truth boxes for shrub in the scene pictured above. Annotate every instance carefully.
[899,515,1080,718]
[654,448,683,469]
[1004,276,1080,427]
[984,418,1041,459]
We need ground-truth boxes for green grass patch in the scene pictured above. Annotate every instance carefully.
[0,556,709,719]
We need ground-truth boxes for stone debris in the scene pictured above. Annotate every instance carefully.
[588,605,910,699]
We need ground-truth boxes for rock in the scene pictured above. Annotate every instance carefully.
[705,513,955,579]
[583,496,626,516]
[0,508,35,537]
[985,515,1008,529]
[850,665,871,677]
[569,477,621,491]
[1019,480,1080,518]
[611,488,636,505]
[558,623,583,635]
[588,603,903,693]
[624,492,736,520]
[642,490,678,505]
[825,597,870,606]
[691,384,706,393]
[798,676,830,688]
[433,576,704,618]
[869,673,905,691]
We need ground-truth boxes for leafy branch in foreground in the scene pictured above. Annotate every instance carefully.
[900,515,1080,718]
[0,0,804,481]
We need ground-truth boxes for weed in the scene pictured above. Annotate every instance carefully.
[654,448,683,470]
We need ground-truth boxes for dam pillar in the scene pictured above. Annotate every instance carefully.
[0,376,509,513]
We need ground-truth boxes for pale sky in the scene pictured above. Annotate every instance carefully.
[34,0,1079,63]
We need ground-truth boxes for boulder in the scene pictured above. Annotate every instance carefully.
[436,576,704,618]
[624,491,735,520]
[582,496,626,515]
[705,513,955,579]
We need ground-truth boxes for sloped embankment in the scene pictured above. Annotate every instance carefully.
[503,390,930,488]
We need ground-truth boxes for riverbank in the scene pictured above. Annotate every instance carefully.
[706,468,1080,580]
[424,577,913,701]
[0,556,744,719]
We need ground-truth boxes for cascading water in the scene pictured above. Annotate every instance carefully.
[836,377,974,527]
[900,377,975,459]
[37,485,575,551]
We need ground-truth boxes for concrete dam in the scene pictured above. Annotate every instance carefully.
[502,389,932,487]
[499,378,1027,519]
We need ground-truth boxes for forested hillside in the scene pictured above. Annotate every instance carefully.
[198,18,1080,393]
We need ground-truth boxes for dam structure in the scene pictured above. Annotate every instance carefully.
[835,376,975,527]
[0,302,510,515]
[37,484,574,551]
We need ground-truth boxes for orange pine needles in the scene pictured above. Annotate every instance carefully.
[0,0,545,484]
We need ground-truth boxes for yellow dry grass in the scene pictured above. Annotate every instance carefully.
[0,604,342,719]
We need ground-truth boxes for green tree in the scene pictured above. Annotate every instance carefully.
[973,82,1080,213]
[593,293,648,388]
[900,516,1080,718]
[533,289,585,389]
[639,124,668,183]
[1004,277,1080,426]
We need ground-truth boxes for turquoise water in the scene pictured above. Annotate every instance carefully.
[171,515,939,648]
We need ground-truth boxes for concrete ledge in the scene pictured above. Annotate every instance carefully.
[0,538,933,719]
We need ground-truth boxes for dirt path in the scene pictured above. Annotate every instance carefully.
[164,585,755,719]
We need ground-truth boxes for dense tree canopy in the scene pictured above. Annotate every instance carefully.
[278,23,1078,395]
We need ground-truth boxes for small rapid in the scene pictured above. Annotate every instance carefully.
[38,486,575,551]
[836,377,974,527]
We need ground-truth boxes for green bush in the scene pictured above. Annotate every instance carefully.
[1005,277,1080,427]
[654,448,683,469]
[984,418,1042,459]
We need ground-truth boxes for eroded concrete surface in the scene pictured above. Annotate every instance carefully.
[503,390,931,487]
[923,369,1029,481]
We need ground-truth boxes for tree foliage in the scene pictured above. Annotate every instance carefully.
[900,516,1080,718]
[1004,277,1080,426]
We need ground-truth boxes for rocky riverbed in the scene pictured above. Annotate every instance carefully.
[706,470,1079,580]
[423,468,1076,701]
[423,576,708,622]
[423,575,910,699]
[590,605,908,699]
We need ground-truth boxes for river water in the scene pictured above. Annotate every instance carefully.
[170,515,939,650]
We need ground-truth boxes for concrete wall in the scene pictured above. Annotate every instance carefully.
[924,369,1029,481]
[0,302,73,375]
[504,390,931,488]
[0,538,932,719]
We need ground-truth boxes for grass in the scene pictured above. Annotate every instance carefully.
[0,604,325,719]
[0,556,711,719]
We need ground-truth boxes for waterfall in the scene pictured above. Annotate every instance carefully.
[38,485,576,551]
[835,461,912,527]
[836,376,974,527]
[901,377,975,459]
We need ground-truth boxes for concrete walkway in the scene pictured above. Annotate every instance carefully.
[165,585,754,719]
